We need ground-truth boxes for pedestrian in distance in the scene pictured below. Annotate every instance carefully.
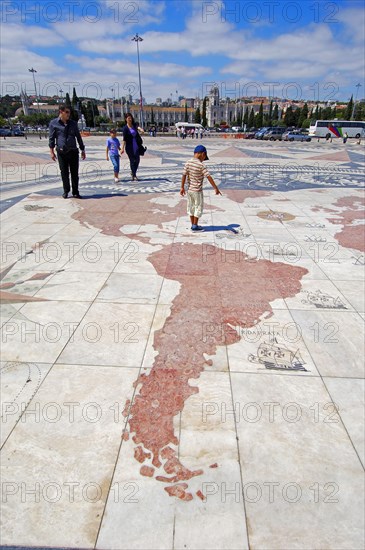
[106,128,123,183]
[196,128,199,139]
[49,104,86,199]
[180,145,221,232]
[121,112,145,182]
[343,132,348,144]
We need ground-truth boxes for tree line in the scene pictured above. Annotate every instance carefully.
[194,95,365,128]
[1,91,364,128]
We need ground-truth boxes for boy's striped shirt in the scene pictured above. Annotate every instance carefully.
[183,158,210,192]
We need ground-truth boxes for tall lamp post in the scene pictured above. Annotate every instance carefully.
[28,68,40,113]
[132,33,144,129]
[59,89,63,103]
[110,87,115,123]
[351,83,362,120]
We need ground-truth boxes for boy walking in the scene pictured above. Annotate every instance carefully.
[106,128,123,183]
[180,145,221,232]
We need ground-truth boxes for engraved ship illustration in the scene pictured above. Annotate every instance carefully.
[302,290,347,309]
[272,245,297,257]
[248,338,308,372]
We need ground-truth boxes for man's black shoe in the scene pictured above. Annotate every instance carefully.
[72,193,82,199]
[62,193,68,199]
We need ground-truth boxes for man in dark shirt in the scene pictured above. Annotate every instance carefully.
[49,104,86,198]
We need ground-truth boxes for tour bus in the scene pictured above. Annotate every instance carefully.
[175,122,205,132]
[309,120,365,139]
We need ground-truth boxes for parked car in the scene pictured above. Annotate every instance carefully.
[284,132,311,142]
[12,128,25,136]
[0,128,12,137]
[255,127,271,139]
[244,131,256,139]
[263,128,287,141]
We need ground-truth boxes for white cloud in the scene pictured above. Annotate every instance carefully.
[1,48,60,78]
[65,53,211,78]
[0,23,64,48]
[100,0,166,26]
[1,1,363,101]
[338,6,365,43]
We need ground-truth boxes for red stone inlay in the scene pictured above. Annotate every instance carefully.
[134,446,152,463]
[69,193,308,500]
[209,463,218,468]
[223,190,271,203]
[127,242,308,493]
[211,146,250,158]
[305,150,350,162]
[140,465,155,477]
[312,196,365,253]
[196,490,206,501]
[164,483,193,501]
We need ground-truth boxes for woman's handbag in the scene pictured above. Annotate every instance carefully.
[136,131,146,155]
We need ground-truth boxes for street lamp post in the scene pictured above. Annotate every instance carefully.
[90,100,95,128]
[110,87,115,123]
[59,89,63,103]
[132,33,144,129]
[351,83,362,120]
[28,68,40,113]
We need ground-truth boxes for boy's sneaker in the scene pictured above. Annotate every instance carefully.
[191,225,204,232]
[114,177,119,183]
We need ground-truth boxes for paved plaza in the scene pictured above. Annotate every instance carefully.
[1,135,364,549]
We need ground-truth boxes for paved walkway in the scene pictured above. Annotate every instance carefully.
[1,136,364,549]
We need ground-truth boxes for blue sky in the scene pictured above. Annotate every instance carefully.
[1,0,364,103]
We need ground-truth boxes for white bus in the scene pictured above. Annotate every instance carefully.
[175,122,204,131]
[309,120,365,139]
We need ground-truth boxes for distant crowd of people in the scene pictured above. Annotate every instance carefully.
[177,127,207,140]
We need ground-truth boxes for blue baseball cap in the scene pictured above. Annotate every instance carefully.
[194,145,209,160]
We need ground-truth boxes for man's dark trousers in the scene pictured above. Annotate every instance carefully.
[57,149,79,195]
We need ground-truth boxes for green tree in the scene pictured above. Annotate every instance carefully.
[94,115,110,126]
[345,95,353,120]
[322,106,332,120]
[0,94,22,118]
[184,103,188,122]
[70,87,79,122]
[202,97,208,127]
[65,91,78,121]
[248,107,255,128]
[268,100,273,124]
[0,115,7,127]
[84,101,94,127]
[194,106,201,124]
[284,106,295,126]
[236,107,243,126]
[243,106,249,125]
[353,101,365,120]
[292,108,301,127]
[72,87,78,107]
[273,104,279,121]
[298,103,308,127]
[150,106,155,124]
[257,102,264,128]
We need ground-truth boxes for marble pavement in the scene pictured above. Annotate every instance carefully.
[1,135,364,549]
